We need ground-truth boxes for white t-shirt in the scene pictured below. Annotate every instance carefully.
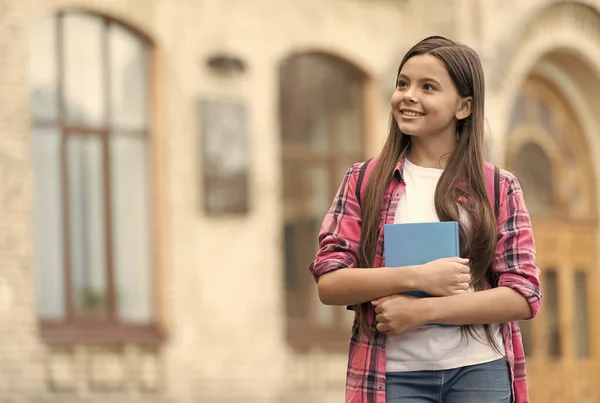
[385,158,505,372]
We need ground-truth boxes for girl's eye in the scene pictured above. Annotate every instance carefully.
[423,83,436,91]
[397,81,408,89]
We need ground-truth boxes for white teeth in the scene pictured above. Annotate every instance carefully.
[402,111,423,117]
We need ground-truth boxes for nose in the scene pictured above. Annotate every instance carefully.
[403,87,417,103]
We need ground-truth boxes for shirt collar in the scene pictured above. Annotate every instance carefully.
[393,156,406,180]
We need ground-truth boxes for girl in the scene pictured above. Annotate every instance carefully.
[309,36,541,403]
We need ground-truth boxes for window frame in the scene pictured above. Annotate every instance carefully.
[279,52,367,352]
[32,11,163,345]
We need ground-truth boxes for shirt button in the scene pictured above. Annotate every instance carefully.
[377,384,384,390]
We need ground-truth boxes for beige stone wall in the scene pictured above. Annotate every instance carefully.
[2,0,600,402]
[0,0,46,399]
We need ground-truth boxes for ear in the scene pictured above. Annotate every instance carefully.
[455,97,472,120]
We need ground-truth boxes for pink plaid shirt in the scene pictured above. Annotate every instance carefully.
[309,158,542,403]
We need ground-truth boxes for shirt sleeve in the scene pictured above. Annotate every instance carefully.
[493,171,542,320]
[308,163,363,282]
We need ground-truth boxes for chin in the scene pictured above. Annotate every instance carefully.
[395,119,418,136]
[396,124,421,137]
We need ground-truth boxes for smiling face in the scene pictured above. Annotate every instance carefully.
[390,54,471,140]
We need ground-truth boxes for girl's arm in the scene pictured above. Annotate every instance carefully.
[373,286,530,334]
[416,172,542,325]
[320,256,471,306]
[311,163,472,307]
[308,164,365,288]
[421,287,530,325]
[310,163,411,306]
[318,266,421,306]
[373,172,541,333]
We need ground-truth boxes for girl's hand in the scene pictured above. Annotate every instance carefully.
[372,294,429,335]
[416,257,471,296]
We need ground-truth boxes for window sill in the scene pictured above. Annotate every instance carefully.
[40,321,167,345]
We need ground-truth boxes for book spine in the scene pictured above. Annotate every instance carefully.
[454,222,460,256]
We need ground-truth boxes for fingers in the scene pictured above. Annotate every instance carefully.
[454,263,471,273]
[371,298,383,307]
[440,257,470,264]
[375,314,389,333]
[372,295,394,307]
[452,280,471,294]
[453,273,471,293]
[376,322,388,333]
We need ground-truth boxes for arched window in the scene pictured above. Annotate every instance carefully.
[507,78,593,220]
[279,53,365,350]
[30,11,155,340]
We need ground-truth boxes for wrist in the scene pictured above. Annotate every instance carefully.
[406,265,423,291]
[419,296,442,323]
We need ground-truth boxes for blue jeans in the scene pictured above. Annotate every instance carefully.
[386,359,511,403]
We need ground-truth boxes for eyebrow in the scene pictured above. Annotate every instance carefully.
[397,74,443,87]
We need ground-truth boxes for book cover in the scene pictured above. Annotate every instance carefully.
[383,221,461,327]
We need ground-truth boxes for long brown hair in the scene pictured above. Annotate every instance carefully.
[356,36,500,352]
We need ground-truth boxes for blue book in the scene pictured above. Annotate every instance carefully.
[384,221,461,327]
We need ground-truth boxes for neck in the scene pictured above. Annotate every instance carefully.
[406,133,457,169]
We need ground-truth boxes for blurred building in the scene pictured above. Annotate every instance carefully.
[0,0,599,402]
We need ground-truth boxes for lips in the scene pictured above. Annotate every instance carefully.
[400,109,425,117]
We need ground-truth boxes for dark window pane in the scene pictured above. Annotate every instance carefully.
[284,220,314,320]
[334,79,363,154]
[574,271,590,358]
[305,59,331,152]
[519,320,533,356]
[280,54,364,153]
[309,217,335,326]
[513,142,553,216]
[307,165,331,218]
[63,13,106,127]
[283,161,303,202]
[67,135,108,318]
[32,127,65,319]
[279,56,326,151]
[545,270,561,358]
